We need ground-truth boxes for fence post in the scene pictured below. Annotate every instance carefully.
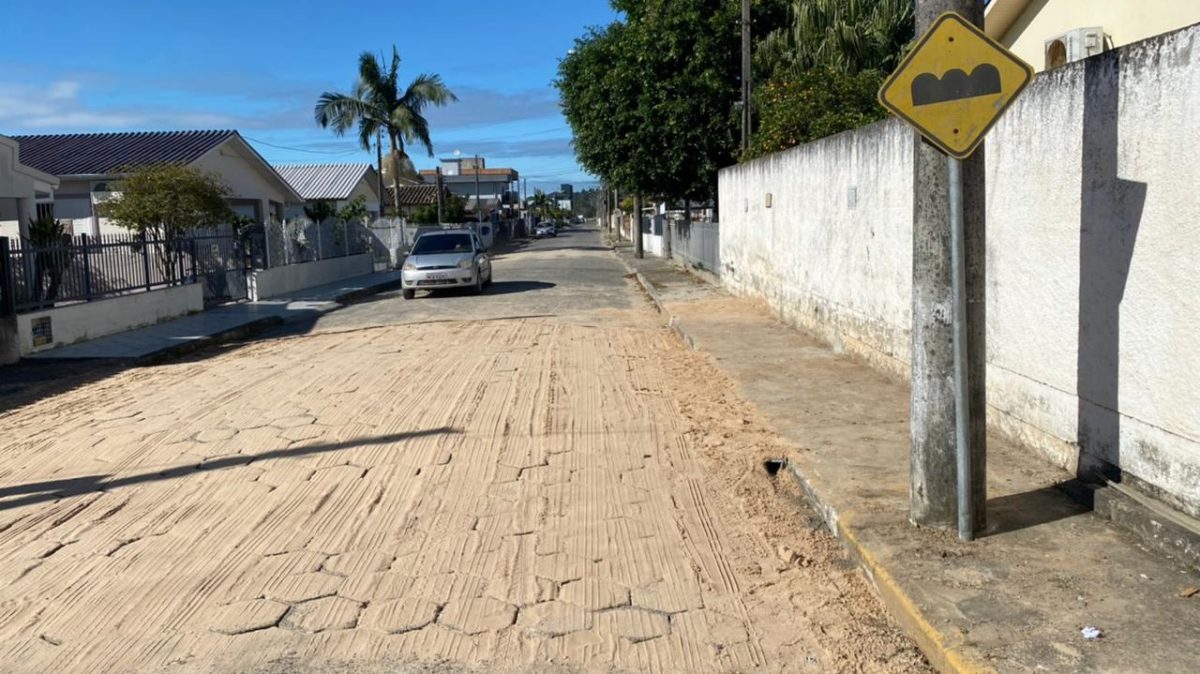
[177,238,185,283]
[190,238,199,282]
[0,238,14,316]
[142,234,152,291]
[80,233,93,300]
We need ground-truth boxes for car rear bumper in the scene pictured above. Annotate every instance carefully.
[402,268,477,289]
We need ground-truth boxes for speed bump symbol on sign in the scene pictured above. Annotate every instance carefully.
[879,12,1034,159]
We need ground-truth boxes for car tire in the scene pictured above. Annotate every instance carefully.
[484,268,493,286]
[472,270,484,295]
[402,289,415,300]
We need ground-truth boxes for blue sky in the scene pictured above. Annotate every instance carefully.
[0,0,618,192]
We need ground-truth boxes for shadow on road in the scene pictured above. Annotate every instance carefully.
[483,281,556,295]
[0,427,459,512]
[0,230,586,414]
[0,359,130,419]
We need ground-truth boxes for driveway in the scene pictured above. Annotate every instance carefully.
[0,228,926,673]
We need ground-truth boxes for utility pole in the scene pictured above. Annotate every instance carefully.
[633,192,644,259]
[613,188,621,241]
[474,154,483,226]
[910,0,988,535]
[376,129,386,220]
[740,0,752,154]
[435,166,444,226]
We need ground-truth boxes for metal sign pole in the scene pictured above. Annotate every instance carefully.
[948,155,973,542]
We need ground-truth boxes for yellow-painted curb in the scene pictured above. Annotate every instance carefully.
[838,514,998,674]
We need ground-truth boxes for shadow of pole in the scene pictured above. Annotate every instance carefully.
[985,51,1149,538]
[1077,50,1147,486]
[0,427,459,512]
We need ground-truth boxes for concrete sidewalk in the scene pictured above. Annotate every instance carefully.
[616,247,1200,674]
[25,270,403,362]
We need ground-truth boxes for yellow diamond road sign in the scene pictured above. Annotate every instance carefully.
[879,12,1034,159]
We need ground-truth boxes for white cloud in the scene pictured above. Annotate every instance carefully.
[0,78,286,133]
[45,80,81,100]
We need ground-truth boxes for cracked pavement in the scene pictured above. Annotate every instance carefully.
[0,229,927,673]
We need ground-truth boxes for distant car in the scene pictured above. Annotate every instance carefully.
[401,229,492,299]
[534,223,557,238]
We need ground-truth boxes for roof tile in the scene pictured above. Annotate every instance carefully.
[10,130,236,176]
[275,163,376,201]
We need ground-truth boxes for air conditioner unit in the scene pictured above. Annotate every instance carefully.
[1045,27,1107,70]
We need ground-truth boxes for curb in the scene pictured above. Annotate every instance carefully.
[329,277,406,305]
[617,248,997,674]
[136,277,404,367]
[135,316,284,366]
[614,252,696,350]
[782,464,996,674]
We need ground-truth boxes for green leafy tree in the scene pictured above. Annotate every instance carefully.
[338,195,371,251]
[315,46,457,222]
[527,191,554,219]
[560,1,790,197]
[98,163,234,282]
[337,195,370,225]
[573,188,604,218]
[749,0,913,156]
[748,67,887,157]
[409,192,464,225]
[558,22,645,196]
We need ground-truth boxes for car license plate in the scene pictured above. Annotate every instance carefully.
[428,273,449,280]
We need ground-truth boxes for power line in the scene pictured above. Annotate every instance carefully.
[244,136,365,156]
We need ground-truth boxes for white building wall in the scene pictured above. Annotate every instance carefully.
[994,0,1200,71]
[16,284,204,355]
[717,26,1200,516]
[191,143,294,206]
[249,254,372,300]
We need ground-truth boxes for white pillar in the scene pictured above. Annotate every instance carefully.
[257,199,272,267]
[16,197,34,242]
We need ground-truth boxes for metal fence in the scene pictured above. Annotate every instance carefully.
[365,218,410,270]
[670,219,721,275]
[0,231,252,313]
[265,219,370,268]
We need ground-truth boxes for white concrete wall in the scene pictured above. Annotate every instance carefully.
[992,0,1200,72]
[718,26,1200,517]
[720,120,915,378]
[249,254,372,301]
[16,283,203,355]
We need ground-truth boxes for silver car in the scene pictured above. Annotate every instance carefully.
[401,230,493,299]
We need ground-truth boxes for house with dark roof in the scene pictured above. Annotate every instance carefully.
[11,130,302,237]
[274,163,383,221]
[384,183,447,218]
[0,135,60,241]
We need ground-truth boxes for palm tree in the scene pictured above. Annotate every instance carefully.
[314,46,457,229]
[758,0,914,80]
[528,191,553,219]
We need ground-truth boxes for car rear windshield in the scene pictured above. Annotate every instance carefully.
[412,233,473,255]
